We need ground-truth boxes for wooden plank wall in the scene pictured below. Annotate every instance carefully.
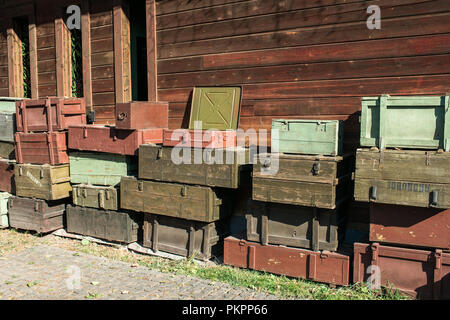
[0,26,9,96]
[89,0,115,124]
[155,0,450,149]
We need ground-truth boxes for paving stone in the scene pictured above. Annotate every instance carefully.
[0,245,285,300]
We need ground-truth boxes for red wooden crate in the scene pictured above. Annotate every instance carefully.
[115,101,168,130]
[163,129,237,148]
[16,97,86,132]
[0,159,15,193]
[68,125,163,155]
[353,242,450,299]
[224,236,350,286]
[370,203,450,250]
[15,131,69,165]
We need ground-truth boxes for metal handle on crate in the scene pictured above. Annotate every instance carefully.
[370,186,377,201]
[99,191,105,209]
[181,185,187,197]
[430,190,439,207]
[312,162,320,176]
[138,181,143,192]
[117,112,127,121]
[157,148,163,159]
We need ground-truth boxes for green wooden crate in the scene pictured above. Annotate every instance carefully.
[0,97,22,113]
[360,94,450,150]
[189,87,241,130]
[272,119,343,156]
[0,192,11,228]
[69,152,137,186]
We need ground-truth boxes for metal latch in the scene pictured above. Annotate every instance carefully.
[138,181,143,192]
[157,148,163,159]
[430,190,439,207]
[181,185,187,197]
[370,186,377,201]
[117,112,127,121]
[312,162,320,176]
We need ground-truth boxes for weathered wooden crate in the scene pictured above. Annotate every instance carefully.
[68,125,163,156]
[0,97,22,113]
[354,242,449,299]
[115,101,168,130]
[252,153,354,209]
[143,213,227,261]
[66,205,140,244]
[121,177,231,223]
[0,112,16,143]
[163,129,237,148]
[16,97,86,132]
[0,192,11,228]
[224,237,350,286]
[14,163,71,200]
[15,131,69,165]
[370,203,450,250]
[8,196,66,233]
[139,145,251,188]
[69,152,137,186]
[272,119,343,156]
[0,159,15,194]
[72,184,118,211]
[246,201,342,251]
[354,148,450,208]
[0,141,15,159]
[360,94,450,150]
[188,86,242,131]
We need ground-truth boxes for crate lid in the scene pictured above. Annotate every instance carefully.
[188,87,242,131]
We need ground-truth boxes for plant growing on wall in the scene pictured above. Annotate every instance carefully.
[19,21,31,98]
[71,28,83,97]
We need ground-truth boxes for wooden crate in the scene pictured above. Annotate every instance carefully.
[0,112,15,143]
[66,205,140,244]
[15,131,69,165]
[14,163,71,200]
[0,159,15,193]
[121,177,232,223]
[115,101,168,130]
[69,152,137,186]
[8,196,66,233]
[139,145,251,188]
[143,213,227,261]
[272,119,343,156]
[252,153,354,209]
[246,201,342,251]
[360,95,450,150]
[354,148,450,208]
[72,184,118,211]
[0,192,11,228]
[0,141,15,159]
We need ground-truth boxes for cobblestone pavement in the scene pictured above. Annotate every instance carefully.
[0,245,282,300]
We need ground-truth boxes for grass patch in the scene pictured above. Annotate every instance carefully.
[0,229,410,300]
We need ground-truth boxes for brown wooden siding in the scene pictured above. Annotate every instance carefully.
[90,1,115,124]
[155,0,450,150]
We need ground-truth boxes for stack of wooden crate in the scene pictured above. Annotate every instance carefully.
[224,119,354,286]
[8,97,85,233]
[65,101,168,244]
[120,87,251,260]
[0,97,21,228]
[353,95,450,299]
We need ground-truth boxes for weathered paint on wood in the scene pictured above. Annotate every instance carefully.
[0,159,15,194]
[0,141,15,159]
[0,112,15,142]
[66,204,140,244]
[72,184,118,211]
[272,119,343,156]
[143,213,227,261]
[0,97,22,113]
[115,101,168,129]
[163,129,237,148]
[224,236,350,286]
[16,97,86,132]
[139,144,251,188]
[370,203,450,250]
[69,152,137,186]
[121,176,232,222]
[189,87,241,131]
[68,125,163,155]
[353,242,449,299]
[247,201,341,252]
[0,192,11,228]
[7,196,66,233]
[252,153,354,209]
[14,163,71,200]
[15,131,69,165]
[360,95,450,150]
[354,148,450,208]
